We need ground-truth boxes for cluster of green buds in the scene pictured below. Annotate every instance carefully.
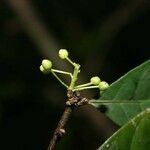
[74,76,109,91]
[40,49,109,92]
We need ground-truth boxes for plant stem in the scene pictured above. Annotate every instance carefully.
[66,57,75,66]
[73,85,98,91]
[69,64,80,90]
[47,90,84,150]
[75,82,92,88]
[48,63,81,150]
[47,106,72,150]
[51,69,73,78]
[51,70,68,88]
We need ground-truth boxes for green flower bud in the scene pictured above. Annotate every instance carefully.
[58,49,68,59]
[40,65,50,74]
[42,59,52,70]
[40,65,44,72]
[90,76,101,85]
[99,81,109,90]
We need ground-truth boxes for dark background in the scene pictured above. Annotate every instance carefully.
[0,0,149,149]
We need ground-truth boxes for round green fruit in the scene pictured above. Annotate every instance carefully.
[99,81,109,90]
[58,49,68,59]
[40,65,50,74]
[42,59,52,70]
[90,76,101,85]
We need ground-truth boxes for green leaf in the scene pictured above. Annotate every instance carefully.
[98,109,150,150]
[90,60,150,126]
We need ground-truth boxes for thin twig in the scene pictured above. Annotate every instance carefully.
[47,90,74,150]
[73,85,98,91]
[51,70,69,88]
[51,69,73,78]
[47,107,72,150]
[47,90,88,150]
